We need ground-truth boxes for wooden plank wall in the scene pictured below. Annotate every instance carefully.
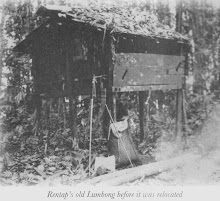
[113,53,185,90]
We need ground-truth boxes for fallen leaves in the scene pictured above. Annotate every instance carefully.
[41,3,189,42]
[0,138,110,186]
[0,149,88,185]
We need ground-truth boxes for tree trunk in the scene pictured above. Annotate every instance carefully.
[175,0,183,141]
[175,0,182,33]
[0,4,6,92]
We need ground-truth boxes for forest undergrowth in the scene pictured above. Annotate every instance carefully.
[0,91,219,186]
[135,102,220,186]
[1,0,220,187]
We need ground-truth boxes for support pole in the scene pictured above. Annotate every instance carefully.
[35,94,42,141]
[66,45,78,146]
[139,91,146,142]
[113,93,117,121]
[176,89,183,141]
[89,91,94,176]
[32,52,42,143]
[103,35,114,138]
[175,1,184,143]
[146,91,150,142]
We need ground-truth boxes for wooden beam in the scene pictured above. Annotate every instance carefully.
[87,153,200,186]
[113,84,181,92]
[115,34,189,55]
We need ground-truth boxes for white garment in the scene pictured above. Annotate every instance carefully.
[108,119,128,139]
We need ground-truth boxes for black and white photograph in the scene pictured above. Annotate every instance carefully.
[0,0,220,200]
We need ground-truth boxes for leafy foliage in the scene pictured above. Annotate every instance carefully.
[1,0,220,186]
[37,1,188,42]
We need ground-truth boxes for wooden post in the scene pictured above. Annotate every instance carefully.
[113,93,117,121]
[44,99,51,154]
[108,37,115,121]
[0,7,5,92]
[175,1,184,142]
[176,89,183,141]
[103,35,115,138]
[139,91,146,142]
[35,93,42,142]
[182,90,189,133]
[66,43,78,145]
[32,52,42,143]
[146,91,150,142]
[62,97,67,129]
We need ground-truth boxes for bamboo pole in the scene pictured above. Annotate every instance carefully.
[89,76,96,176]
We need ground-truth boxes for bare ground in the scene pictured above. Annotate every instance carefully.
[135,104,220,186]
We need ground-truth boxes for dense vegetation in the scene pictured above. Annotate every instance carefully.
[0,0,220,185]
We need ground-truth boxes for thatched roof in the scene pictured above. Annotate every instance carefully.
[14,4,190,53]
[36,4,190,43]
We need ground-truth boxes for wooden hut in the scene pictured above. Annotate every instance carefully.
[13,4,190,145]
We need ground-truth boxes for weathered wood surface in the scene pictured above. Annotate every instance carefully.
[103,36,115,138]
[113,53,185,87]
[176,89,183,142]
[139,91,146,142]
[87,153,200,186]
[66,36,78,142]
[112,84,182,92]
